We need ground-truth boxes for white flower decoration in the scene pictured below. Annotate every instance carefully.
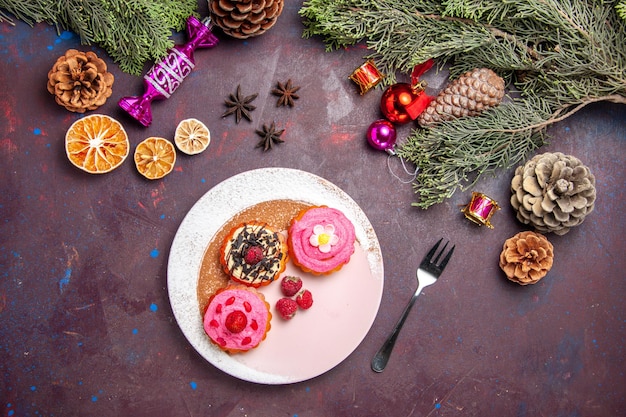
[309,224,339,253]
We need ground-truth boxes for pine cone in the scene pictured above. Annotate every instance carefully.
[499,231,554,285]
[418,68,505,127]
[209,0,284,39]
[510,152,596,235]
[46,49,114,113]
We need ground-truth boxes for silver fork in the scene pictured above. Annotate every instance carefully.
[371,238,455,372]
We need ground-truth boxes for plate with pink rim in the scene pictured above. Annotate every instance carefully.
[167,168,384,384]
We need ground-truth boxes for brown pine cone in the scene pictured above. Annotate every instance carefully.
[418,68,505,127]
[209,0,284,39]
[510,152,596,235]
[47,49,114,113]
[499,231,554,285]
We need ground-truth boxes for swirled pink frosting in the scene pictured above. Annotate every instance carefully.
[203,286,270,352]
[288,206,356,274]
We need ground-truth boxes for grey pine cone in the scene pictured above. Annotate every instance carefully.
[418,68,505,127]
[510,152,596,235]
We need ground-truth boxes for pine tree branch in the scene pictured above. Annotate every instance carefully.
[397,98,550,208]
[301,0,626,208]
[0,0,56,25]
[497,94,626,135]
[488,27,541,61]
[0,0,198,75]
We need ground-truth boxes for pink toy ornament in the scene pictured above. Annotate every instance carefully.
[119,16,219,127]
[366,120,418,183]
[366,119,397,155]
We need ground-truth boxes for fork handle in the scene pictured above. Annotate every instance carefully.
[371,287,422,372]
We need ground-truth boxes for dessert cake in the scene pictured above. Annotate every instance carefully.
[219,220,288,287]
[203,284,271,353]
[287,206,356,275]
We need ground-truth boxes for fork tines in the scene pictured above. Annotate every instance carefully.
[422,238,455,271]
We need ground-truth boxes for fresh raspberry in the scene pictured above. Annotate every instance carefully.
[244,245,264,265]
[280,276,303,297]
[296,289,313,310]
[275,297,298,320]
[224,310,247,333]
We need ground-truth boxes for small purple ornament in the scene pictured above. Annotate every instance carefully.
[118,16,219,127]
[367,119,397,155]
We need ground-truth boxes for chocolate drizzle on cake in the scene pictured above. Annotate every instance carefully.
[222,222,285,286]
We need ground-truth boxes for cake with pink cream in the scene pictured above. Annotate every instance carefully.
[287,206,356,275]
[203,284,272,353]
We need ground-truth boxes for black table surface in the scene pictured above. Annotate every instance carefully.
[1,2,625,416]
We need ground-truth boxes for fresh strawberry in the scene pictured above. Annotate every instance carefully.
[275,297,298,320]
[296,289,313,310]
[225,310,248,333]
[244,245,264,265]
[280,275,303,297]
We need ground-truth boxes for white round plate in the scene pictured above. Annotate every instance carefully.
[167,168,384,384]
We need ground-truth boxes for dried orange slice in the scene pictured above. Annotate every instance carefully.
[174,118,210,155]
[65,114,129,174]
[134,137,176,180]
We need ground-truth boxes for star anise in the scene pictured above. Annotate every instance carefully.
[255,121,285,151]
[222,85,258,123]
[271,79,300,107]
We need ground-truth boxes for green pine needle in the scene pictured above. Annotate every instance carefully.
[619,1,626,21]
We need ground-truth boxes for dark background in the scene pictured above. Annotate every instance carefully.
[1,1,625,416]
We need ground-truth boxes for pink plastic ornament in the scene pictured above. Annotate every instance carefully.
[118,16,219,126]
[367,119,397,155]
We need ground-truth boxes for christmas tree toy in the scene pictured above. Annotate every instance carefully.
[460,192,500,229]
[119,16,219,127]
